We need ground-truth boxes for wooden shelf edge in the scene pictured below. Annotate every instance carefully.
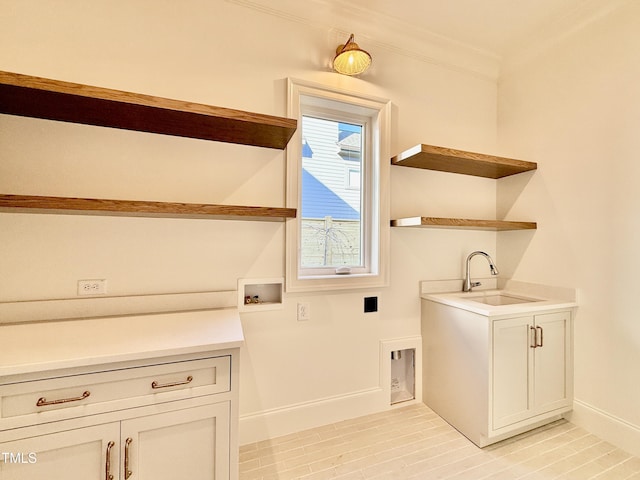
[391,144,537,179]
[0,71,297,150]
[0,194,296,222]
[391,216,537,231]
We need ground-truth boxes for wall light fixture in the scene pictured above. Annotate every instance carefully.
[333,34,371,76]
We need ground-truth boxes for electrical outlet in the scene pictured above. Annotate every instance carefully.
[297,302,311,321]
[78,279,107,296]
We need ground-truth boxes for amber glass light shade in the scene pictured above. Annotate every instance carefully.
[333,34,371,76]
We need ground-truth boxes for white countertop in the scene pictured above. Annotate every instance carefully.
[421,290,577,317]
[0,308,245,377]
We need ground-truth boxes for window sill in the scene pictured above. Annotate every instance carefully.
[286,272,388,293]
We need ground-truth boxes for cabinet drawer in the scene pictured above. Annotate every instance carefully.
[0,356,230,423]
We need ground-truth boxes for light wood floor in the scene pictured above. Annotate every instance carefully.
[239,403,640,480]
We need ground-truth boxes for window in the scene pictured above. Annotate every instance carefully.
[300,116,363,270]
[286,79,390,292]
[346,168,360,190]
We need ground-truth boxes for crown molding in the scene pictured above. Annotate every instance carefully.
[225,0,501,80]
[228,0,633,83]
[499,0,633,78]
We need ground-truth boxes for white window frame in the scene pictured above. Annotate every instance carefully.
[299,109,369,275]
[286,78,390,292]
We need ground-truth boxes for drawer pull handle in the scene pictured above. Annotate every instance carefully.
[124,437,133,480]
[36,390,91,407]
[105,441,115,480]
[530,326,537,348]
[151,375,193,389]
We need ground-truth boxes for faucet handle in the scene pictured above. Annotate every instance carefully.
[471,281,481,288]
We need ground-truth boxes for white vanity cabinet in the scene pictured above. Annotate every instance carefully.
[492,311,572,431]
[421,297,574,447]
[0,309,244,480]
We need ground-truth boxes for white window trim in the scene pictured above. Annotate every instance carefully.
[285,78,391,293]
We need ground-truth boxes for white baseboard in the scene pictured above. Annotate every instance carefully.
[239,387,392,445]
[568,399,640,457]
[239,336,423,445]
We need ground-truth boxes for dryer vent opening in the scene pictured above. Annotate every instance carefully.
[390,348,415,405]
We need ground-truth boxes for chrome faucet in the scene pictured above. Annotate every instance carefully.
[463,251,499,292]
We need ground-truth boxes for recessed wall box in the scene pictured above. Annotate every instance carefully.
[381,337,422,408]
[237,277,284,312]
[390,348,416,405]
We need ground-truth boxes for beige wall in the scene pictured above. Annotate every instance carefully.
[1,0,498,443]
[5,0,638,454]
[497,1,640,455]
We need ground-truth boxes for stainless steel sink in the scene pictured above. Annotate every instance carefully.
[469,294,537,306]
[422,288,576,317]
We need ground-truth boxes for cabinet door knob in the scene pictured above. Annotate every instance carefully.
[105,441,115,480]
[124,437,133,479]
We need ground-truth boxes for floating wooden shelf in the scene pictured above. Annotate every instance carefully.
[391,144,537,179]
[0,71,298,221]
[391,217,537,231]
[0,194,296,222]
[0,71,297,149]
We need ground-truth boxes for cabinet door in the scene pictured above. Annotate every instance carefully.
[534,311,571,413]
[492,316,534,429]
[0,422,120,480]
[120,402,230,480]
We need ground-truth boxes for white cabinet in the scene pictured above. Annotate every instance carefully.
[0,351,239,480]
[0,423,119,480]
[0,403,231,480]
[422,299,574,447]
[492,311,572,430]
[122,403,230,480]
